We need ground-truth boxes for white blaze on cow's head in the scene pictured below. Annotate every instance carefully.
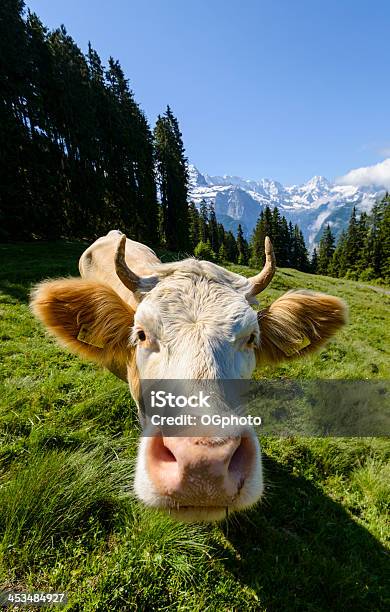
[31,230,347,522]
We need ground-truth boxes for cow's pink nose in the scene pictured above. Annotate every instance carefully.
[146,435,254,506]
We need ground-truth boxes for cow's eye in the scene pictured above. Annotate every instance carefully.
[137,330,146,342]
[247,333,256,346]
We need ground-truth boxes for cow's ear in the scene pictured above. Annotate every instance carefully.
[256,291,347,365]
[30,279,135,381]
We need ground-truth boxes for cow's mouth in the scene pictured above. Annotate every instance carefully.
[165,504,232,522]
[157,493,251,522]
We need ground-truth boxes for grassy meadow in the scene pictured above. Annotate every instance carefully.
[0,241,389,611]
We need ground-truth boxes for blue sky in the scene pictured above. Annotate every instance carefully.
[26,0,390,185]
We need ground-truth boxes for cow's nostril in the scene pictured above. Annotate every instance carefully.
[150,435,177,464]
[162,446,176,462]
[228,437,251,477]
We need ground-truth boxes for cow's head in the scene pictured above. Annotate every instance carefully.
[31,232,346,521]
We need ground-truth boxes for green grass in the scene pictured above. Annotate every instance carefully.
[0,241,389,611]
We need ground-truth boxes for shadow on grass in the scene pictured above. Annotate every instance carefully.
[221,454,389,612]
[0,241,86,303]
[0,280,31,303]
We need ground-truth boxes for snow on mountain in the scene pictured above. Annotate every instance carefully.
[188,164,384,248]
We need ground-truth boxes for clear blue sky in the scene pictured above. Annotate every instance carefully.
[26,0,390,184]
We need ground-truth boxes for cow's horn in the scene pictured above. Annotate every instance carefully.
[115,234,140,294]
[246,236,276,297]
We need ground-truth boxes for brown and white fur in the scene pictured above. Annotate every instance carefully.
[31,230,347,522]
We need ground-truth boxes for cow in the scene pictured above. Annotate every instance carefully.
[31,229,347,522]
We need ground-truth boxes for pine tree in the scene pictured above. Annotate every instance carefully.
[344,206,360,273]
[154,106,189,251]
[294,226,310,271]
[368,197,390,279]
[188,201,200,252]
[249,205,309,271]
[372,196,390,280]
[271,207,284,264]
[378,197,390,280]
[317,224,335,275]
[278,215,291,267]
[263,205,273,237]
[355,211,369,274]
[208,204,220,253]
[217,223,226,251]
[198,200,209,243]
[287,221,295,266]
[86,42,110,235]
[236,224,249,265]
[105,57,158,243]
[0,0,31,238]
[331,230,347,277]
[250,210,266,268]
[224,231,239,263]
[311,248,318,274]
[218,242,228,263]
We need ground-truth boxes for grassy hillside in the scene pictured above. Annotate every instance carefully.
[0,241,389,611]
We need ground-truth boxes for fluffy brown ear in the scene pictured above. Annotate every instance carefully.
[256,290,347,365]
[30,279,135,381]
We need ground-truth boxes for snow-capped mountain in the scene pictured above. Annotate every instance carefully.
[188,165,384,248]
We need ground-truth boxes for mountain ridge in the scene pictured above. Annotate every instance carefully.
[188,165,384,248]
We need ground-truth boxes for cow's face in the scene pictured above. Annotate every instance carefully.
[132,272,258,381]
[130,266,262,522]
[31,234,347,522]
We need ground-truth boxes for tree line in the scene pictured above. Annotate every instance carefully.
[187,201,312,272]
[190,197,390,284]
[250,205,310,271]
[187,200,247,264]
[0,0,189,249]
[314,196,390,283]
